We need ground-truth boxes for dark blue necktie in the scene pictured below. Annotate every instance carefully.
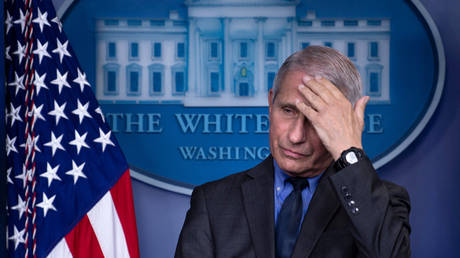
[275,177,309,258]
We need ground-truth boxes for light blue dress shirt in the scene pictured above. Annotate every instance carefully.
[273,160,323,230]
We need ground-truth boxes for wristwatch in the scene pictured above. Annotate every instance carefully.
[334,147,365,171]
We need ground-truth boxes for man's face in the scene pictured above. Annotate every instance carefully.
[268,71,332,177]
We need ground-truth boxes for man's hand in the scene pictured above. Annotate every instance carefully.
[295,75,370,160]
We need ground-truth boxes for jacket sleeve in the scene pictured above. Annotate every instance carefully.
[328,156,411,258]
[175,186,215,258]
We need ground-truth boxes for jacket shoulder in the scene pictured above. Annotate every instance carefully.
[194,155,273,197]
[382,180,410,200]
[198,169,251,193]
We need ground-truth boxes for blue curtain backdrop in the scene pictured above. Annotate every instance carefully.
[109,1,460,256]
[2,0,460,257]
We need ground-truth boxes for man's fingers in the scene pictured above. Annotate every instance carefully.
[302,75,333,104]
[295,99,317,122]
[298,84,324,111]
[316,77,347,100]
[354,96,370,126]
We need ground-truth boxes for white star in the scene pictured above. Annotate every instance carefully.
[52,39,71,63]
[6,105,12,121]
[65,160,87,184]
[72,100,92,124]
[33,40,51,64]
[5,45,12,61]
[48,100,68,125]
[8,225,25,250]
[44,132,65,156]
[51,69,71,94]
[6,135,18,156]
[7,168,13,184]
[40,162,61,187]
[32,104,46,122]
[13,9,26,33]
[33,71,48,95]
[8,103,22,127]
[73,68,91,92]
[15,165,29,188]
[32,8,51,33]
[94,128,115,152]
[95,107,105,122]
[36,193,57,217]
[20,135,41,155]
[13,40,26,64]
[51,16,63,32]
[8,72,25,96]
[11,195,27,219]
[20,134,33,150]
[5,11,13,34]
[69,130,89,154]
[27,168,34,183]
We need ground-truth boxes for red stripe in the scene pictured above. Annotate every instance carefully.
[110,170,140,258]
[65,215,105,258]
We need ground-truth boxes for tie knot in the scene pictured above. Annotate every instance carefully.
[286,177,309,191]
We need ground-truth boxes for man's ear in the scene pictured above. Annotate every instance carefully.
[268,89,273,113]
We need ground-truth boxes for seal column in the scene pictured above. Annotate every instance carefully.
[223,18,232,97]
[255,17,266,96]
[187,18,196,98]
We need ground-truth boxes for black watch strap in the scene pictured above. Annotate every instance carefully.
[334,147,365,171]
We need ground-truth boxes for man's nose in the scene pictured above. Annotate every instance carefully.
[288,117,307,144]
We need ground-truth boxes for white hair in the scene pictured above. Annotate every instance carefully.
[272,45,362,105]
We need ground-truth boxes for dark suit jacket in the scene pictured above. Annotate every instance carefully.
[175,155,411,258]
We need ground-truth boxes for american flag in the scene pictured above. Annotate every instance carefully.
[4,0,140,257]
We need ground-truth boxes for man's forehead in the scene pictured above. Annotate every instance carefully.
[283,70,308,80]
[277,71,307,96]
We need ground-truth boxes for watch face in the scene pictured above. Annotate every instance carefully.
[345,152,358,164]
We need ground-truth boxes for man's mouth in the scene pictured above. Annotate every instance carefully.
[280,147,310,159]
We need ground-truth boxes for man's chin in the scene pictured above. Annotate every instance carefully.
[277,160,312,175]
[276,157,329,177]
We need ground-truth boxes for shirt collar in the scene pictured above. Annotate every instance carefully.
[273,159,323,193]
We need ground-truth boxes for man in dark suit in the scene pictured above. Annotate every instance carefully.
[175,46,411,258]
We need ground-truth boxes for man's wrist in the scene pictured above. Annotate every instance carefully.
[334,147,365,171]
[332,144,363,161]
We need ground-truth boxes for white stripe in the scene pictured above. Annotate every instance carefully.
[47,238,73,258]
[87,191,130,258]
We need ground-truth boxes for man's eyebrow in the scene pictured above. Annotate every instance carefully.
[279,103,299,110]
[279,100,314,111]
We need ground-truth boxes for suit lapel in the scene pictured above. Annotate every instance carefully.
[291,163,340,258]
[241,156,276,258]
